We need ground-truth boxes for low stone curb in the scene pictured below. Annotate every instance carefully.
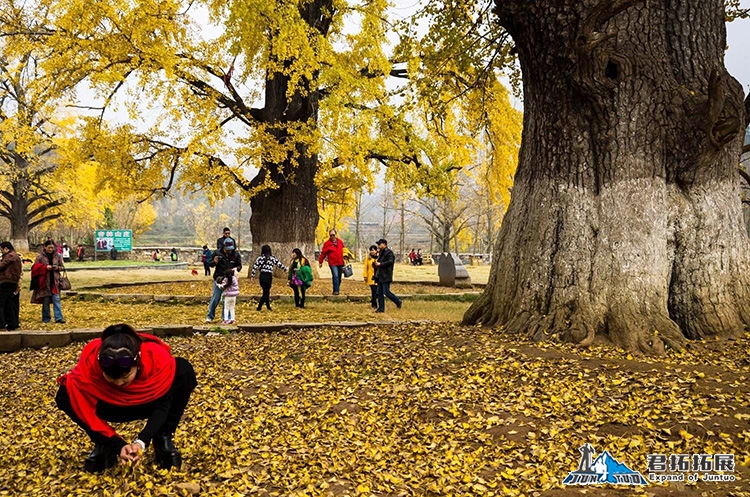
[63,291,482,303]
[63,263,189,272]
[0,320,433,353]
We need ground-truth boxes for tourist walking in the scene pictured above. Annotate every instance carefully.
[217,269,239,324]
[374,239,402,313]
[55,324,197,472]
[201,245,212,276]
[62,244,71,263]
[31,240,66,323]
[76,244,85,262]
[0,242,22,330]
[318,229,346,295]
[216,227,235,250]
[288,248,313,309]
[363,244,378,309]
[250,245,288,311]
[206,238,242,322]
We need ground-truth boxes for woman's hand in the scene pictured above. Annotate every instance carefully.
[119,443,144,464]
[47,265,53,270]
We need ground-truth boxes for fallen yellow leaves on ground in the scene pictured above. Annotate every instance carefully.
[18,297,471,329]
[92,279,482,296]
[1,323,749,496]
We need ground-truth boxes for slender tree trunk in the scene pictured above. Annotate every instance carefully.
[399,199,405,262]
[464,0,749,354]
[354,191,362,258]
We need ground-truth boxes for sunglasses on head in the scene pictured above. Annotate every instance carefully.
[99,354,137,369]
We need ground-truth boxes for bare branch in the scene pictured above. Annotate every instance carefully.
[28,212,62,229]
[739,166,750,188]
[27,199,64,220]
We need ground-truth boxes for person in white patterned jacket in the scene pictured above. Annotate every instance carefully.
[250,245,288,311]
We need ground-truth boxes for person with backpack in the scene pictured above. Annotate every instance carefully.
[288,248,313,309]
[250,245,288,311]
[201,245,212,276]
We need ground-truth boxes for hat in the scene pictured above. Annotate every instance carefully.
[376,238,388,246]
[224,238,236,250]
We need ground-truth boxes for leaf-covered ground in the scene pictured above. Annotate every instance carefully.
[91,279,482,296]
[1,323,748,496]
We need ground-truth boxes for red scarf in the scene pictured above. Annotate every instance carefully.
[57,334,176,439]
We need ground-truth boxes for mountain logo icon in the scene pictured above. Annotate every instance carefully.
[563,444,647,486]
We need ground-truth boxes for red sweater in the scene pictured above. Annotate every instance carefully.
[318,238,345,266]
[57,334,176,440]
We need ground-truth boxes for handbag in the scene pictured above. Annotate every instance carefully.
[291,274,303,286]
[58,267,72,291]
[342,264,353,278]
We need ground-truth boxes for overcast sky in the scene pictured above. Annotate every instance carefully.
[726,6,750,96]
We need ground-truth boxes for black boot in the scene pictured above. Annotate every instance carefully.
[83,443,117,473]
[153,433,182,469]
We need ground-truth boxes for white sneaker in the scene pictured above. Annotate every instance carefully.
[205,318,212,323]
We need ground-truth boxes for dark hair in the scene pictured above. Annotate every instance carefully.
[202,245,208,250]
[99,324,142,379]
[261,244,271,256]
[223,268,234,280]
[292,248,303,259]
[44,240,55,247]
[223,227,231,232]
[369,245,378,251]
[0,241,14,251]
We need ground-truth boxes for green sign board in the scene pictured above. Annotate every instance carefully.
[95,229,133,252]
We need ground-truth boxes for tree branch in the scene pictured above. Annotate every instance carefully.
[739,166,750,188]
[27,199,64,220]
[28,212,62,230]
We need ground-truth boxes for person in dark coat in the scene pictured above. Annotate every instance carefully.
[216,227,236,250]
[374,239,402,313]
[0,241,22,330]
[206,238,242,322]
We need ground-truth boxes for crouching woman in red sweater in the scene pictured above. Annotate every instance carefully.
[55,323,197,472]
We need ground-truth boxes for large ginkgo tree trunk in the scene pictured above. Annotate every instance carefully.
[463,0,750,354]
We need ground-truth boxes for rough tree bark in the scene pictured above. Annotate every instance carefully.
[244,1,331,271]
[463,0,750,354]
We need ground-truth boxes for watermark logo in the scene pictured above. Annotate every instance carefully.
[647,453,735,483]
[563,444,647,486]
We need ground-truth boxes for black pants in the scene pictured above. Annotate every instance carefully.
[56,357,197,447]
[257,272,273,309]
[369,285,378,308]
[0,282,19,330]
[293,285,306,308]
[203,262,211,276]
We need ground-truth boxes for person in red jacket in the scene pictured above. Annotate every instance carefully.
[55,324,197,472]
[318,229,346,295]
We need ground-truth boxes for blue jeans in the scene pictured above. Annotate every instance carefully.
[376,282,401,312]
[42,294,64,322]
[206,283,224,321]
[329,265,343,294]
